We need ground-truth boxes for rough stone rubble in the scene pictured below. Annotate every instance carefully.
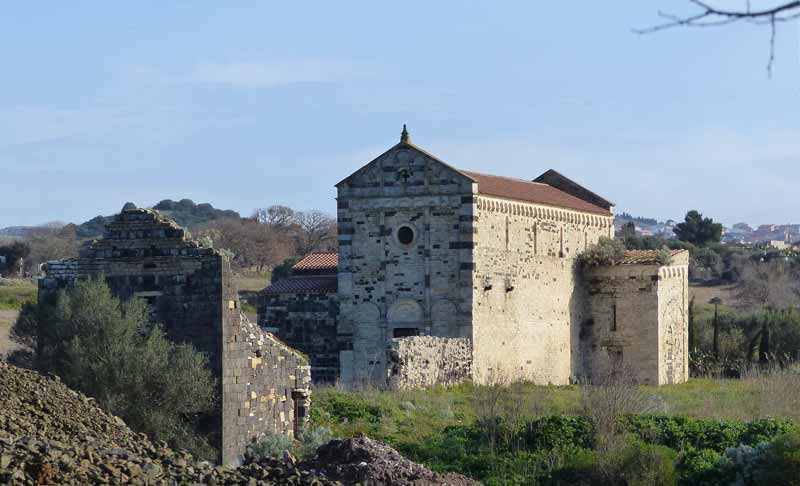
[0,361,477,485]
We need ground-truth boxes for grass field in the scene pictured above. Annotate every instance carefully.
[0,279,37,311]
[311,378,761,446]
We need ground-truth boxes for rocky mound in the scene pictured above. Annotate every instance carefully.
[0,362,480,485]
[0,362,340,485]
[303,435,480,486]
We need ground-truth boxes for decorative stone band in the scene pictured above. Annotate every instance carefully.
[658,265,688,280]
[476,196,614,228]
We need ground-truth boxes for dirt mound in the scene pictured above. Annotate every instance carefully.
[303,435,480,486]
[0,361,342,485]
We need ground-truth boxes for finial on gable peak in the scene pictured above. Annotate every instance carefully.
[400,124,410,144]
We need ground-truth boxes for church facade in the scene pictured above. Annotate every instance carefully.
[261,127,689,387]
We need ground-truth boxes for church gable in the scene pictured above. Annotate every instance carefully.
[337,127,474,199]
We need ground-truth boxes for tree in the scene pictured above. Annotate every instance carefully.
[637,1,800,75]
[14,279,217,459]
[673,210,722,247]
[0,241,31,277]
[253,205,296,229]
[293,210,337,255]
[735,259,800,309]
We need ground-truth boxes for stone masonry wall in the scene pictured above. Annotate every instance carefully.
[471,196,614,385]
[40,208,311,466]
[336,144,475,386]
[657,257,689,384]
[584,253,688,385]
[258,291,339,384]
[386,336,472,390]
[40,209,226,371]
[221,310,311,466]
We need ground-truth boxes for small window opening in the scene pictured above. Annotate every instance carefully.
[397,226,415,245]
[611,303,618,332]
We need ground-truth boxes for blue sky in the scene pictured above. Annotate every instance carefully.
[1,1,799,228]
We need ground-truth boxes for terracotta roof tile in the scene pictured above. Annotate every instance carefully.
[263,276,337,294]
[621,249,686,265]
[291,252,338,273]
[461,171,612,215]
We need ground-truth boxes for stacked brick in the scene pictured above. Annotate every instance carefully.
[39,207,311,466]
[386,336,472,389]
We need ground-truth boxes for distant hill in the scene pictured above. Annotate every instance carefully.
[74,199,241,238]
[0,227,35,238]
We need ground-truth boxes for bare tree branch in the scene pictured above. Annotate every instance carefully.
[635,1,800,75]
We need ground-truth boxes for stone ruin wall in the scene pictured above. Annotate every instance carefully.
[258,291,339,384]
[657,255,690,384]
[471,196,614,385]
[336,146,475,387]
[39,208,311,466]
[40,209,227,369]
[386,336,472,390]
[584,252,689,385]
[221,307,311,466]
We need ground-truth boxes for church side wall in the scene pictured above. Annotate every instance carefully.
[471,197,613,385]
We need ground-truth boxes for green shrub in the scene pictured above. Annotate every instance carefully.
[579,237,626,267]
[547,440,677,486]
[21,278,217,460]
[757,431,800,486]
[247,433,295,460]
[313,391,385,424]
[298,426,334,458]
[677,448,729,486]
[521,415,595,451]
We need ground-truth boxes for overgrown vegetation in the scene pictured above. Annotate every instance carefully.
[0,279,37,310]
[11,279,218,460]
[309,369,800,485]
[579,237,626,267]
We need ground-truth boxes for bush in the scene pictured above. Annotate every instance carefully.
[521,415,594,451]
[579,237,626,267]
[547,440,677,486]
[756,431,800,486]
[19,278,217,460]
[247,433,295,460]
[298,426,334,458]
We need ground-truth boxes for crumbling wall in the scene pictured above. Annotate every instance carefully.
[258,290,339,384]
[40,209,227,370]
[221,311,311,466]
[386,336,472,389]
[39,208,312,466]
[584,253,688,385]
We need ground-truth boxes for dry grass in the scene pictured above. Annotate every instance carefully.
[0,309,21,358]
[234,274,271,292]
[689,282,739,307]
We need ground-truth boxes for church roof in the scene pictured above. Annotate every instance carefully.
[292,252,338,273]
[461,171,611,215]
[263,275,337,294]
[337,127,613,216]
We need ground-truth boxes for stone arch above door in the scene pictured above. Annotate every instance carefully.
[352,302,381,324]
[387,299,424,326]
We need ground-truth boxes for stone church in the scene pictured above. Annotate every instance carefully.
[261,127,689,388]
